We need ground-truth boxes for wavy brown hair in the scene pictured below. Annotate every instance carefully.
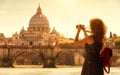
[90,18,107,43]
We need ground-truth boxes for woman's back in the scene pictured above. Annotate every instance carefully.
[85,42,103,61]
[81,41,104,75]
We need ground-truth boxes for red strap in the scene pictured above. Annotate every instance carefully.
[103,61,110,73]
[101,47,112,73]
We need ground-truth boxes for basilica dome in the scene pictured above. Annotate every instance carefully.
[28,5,50,33]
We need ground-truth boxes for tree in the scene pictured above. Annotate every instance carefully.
[114,37,120,45]
[113,33,118,38]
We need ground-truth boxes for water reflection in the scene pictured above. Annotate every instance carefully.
[0,67,120,75]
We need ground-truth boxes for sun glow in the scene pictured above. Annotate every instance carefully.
[63,0,75,4]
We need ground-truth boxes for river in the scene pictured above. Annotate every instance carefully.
[0,67,120,75]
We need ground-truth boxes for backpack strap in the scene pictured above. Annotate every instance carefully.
[103,61,110,73]
[101,47,112,73]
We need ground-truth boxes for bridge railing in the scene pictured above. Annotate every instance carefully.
[0,44,84,49]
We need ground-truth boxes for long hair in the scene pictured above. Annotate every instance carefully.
[90,18,107,43]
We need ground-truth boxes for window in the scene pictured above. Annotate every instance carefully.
[21,43,24,46]
[29,41,33,45]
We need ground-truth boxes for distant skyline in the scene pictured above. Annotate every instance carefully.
[0,0,120,38]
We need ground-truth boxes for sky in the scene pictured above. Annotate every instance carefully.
[0,0,120,38]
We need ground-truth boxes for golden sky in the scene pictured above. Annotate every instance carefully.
[0,0,120,38]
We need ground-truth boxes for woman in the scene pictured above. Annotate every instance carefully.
[74,18,107,75]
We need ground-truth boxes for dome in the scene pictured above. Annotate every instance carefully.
[28,5,50,33]
[29,14,49,26]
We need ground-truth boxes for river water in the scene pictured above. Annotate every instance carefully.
[0,67,120,75]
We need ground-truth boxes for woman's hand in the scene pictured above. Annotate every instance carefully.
[75,24,82,42]
[76,24,82,32]
[77,24,88,38]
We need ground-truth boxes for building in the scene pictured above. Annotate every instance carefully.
[0,5,73,46]
[0,33,6,45]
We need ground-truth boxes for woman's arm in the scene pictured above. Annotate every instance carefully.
[74,36,94,46]
[83,28,88,38]
[74,28,81,42]
[74,25,93,46]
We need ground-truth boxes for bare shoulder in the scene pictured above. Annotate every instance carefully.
[86,36,94,44]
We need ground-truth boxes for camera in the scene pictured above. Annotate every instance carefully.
[76,24,85,29]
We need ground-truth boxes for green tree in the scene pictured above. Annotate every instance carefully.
[113,33,118,38]
[114,37,120,45]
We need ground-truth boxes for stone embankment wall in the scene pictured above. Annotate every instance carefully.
[111,48,120,66]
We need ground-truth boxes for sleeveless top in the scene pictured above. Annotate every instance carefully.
[81,37,104,75]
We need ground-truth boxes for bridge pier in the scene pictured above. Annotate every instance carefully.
[40,46,57,68]
[43,58,56,68]
[1,59,14,68]
[0,48,14,68]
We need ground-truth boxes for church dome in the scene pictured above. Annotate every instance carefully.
[29,14,49,26]
[28,5,50,33]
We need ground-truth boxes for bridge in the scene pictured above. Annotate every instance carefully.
[0,45,120,68]
[0,45,85,68]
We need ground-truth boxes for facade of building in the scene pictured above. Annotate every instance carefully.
[0,33,6,45]
[0,5,73,46]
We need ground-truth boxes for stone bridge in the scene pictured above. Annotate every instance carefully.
[0,45,120,68]
[0,45,85,68]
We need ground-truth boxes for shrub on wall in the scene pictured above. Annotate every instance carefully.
[114,37,120,45]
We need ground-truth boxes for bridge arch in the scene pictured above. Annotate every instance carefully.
[12,49,43,66]
[116,58,120,65]
[56,49,85,65]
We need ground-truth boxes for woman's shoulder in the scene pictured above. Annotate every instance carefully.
[85,36,94,44]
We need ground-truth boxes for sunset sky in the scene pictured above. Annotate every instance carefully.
[0,0,120,38]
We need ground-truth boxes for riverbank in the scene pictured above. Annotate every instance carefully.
[0,67,120,75]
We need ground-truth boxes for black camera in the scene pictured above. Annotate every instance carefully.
[76,24,85,29]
